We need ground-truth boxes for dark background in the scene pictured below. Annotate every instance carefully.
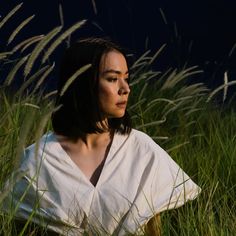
[1,0,236,92]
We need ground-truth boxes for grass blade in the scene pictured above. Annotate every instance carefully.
[17,65,50,96]
[148,44,166,65]
[0,3,23,30]
[136,117,166,129]
[7,15,35,45]
[0,52,12,60]
[60,64,91,96]
[24,26,62,76]
[4,55,29,86]
[33,63,55,92]
[42,20,86,64]
[223,71,228,103]
[207,80,236,102]
[12,35,44,53]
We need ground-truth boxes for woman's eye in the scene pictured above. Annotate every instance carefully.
[107,78,118,82]
[125,77,130,84]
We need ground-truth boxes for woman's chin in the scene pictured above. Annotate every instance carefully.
[108,113,125,119]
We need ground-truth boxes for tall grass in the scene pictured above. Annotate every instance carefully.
[0,3,236,236]
[159,107,236,235]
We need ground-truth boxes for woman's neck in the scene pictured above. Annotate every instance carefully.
[81,131,112,149]
[55,130,114,186]
[56,130,113,151]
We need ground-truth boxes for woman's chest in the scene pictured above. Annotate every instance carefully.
[69,150,106,186]
[62,141,112,186]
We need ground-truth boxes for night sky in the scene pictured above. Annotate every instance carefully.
[1,0,236,89]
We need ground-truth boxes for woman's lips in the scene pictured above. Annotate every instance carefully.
[116,101,127,108]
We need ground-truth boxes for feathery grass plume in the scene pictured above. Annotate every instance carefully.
[174,22,179,39]
[0,52,12,60]
[59,4,64,27]
[159,8,168,25]
[4,55,29,86]
[185,108,203,117]
[229,42,236,57]
[21,36,46,53]
[136,117,166,130]
[130,58,159,84]
[33,63,55,92]
[145,37,149,50]
[22,103,40,109]
[13,106,37,169]
[143,98,176,115]
[130,50,151,70]
[203,181,219,215]
[17,65,51,96]
[176,83,209,97]
[147,98,176,107]
[207,80,236,102]
[130,71,158,86]
[12,35,44,53]
[24,26,62,76]
[7,15,35,45]
[43,90,57,100]
[33,108,54,164]
[91,0,98,15]
[60,64,91,96]
[0,91,24,132]
[162,99,186,118]
[166,141,190,153]
[58,4,72,47]
[161,66,203,90]
[0,92,14,128]
[1,5,235,232]
[138,82,148,101]
[0,3,23,30]
[1,68,236,235]
[128,98,146,112]
[174,96,194,102]
[184,120,197,128]
[180,102,199,114]
[148,44,166,65]
[152,136,169,140]
[129,49,208,143]
[41,20,87,64]
[145,71,162,82]
[190,133,203,138]
[223,71,228,103]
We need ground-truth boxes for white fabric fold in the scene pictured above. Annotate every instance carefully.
[4,129,201,235]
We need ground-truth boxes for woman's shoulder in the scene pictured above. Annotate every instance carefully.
[130,129,154,141]
[119,128,167,160]
[21,132,57,167]
[129,129,162,150]
[25,132,55,153]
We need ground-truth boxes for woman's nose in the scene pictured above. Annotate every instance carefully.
[118,80,130,95]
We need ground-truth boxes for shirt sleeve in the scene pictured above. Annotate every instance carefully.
[2,144,80,235]
[118,130,201,235]
[148,142,201,212]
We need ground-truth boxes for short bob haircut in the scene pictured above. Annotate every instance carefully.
[51,37,132,140]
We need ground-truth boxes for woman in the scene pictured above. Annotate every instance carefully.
[5,38,201,235]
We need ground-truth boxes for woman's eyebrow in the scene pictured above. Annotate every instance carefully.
[102,69,129,75]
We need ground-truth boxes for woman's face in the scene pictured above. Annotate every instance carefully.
[98,50,130,119]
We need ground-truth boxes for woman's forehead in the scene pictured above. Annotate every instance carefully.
[99,51,128,74]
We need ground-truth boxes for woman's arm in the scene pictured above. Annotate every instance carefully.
[144,214,161,236]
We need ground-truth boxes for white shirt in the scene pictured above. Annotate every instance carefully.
[6,129,201,235]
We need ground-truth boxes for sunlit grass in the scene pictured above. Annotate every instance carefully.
[0,3,235,236]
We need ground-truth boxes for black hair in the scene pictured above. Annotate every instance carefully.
[51,37,132,140]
